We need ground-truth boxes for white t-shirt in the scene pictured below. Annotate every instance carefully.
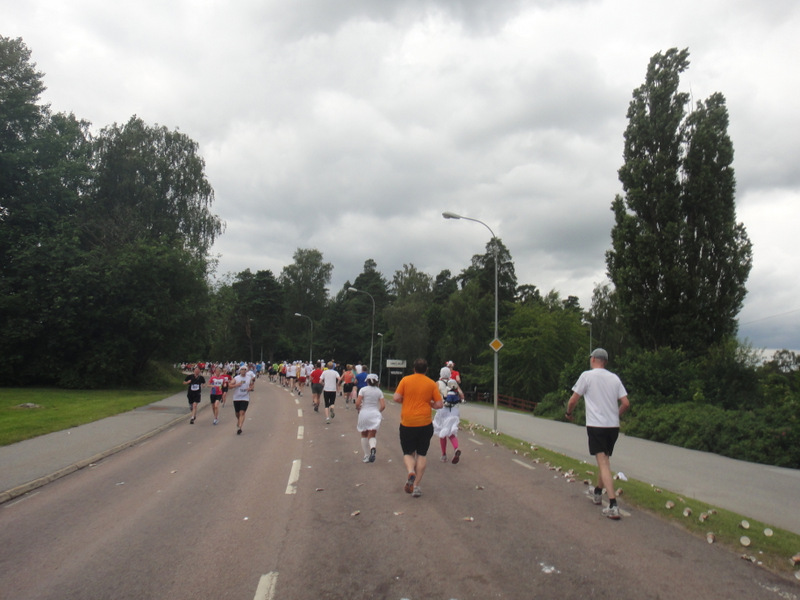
[233,372,254,401]
[572,368,627,428]
[358,385,383,411]
[320,369,340,392]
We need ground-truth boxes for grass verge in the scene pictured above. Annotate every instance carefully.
[463,420,800,581]
[0,387,183,446]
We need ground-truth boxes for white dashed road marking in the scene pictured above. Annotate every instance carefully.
[285,459,301,494]
[512,458,536,470]
[254,572,278,600]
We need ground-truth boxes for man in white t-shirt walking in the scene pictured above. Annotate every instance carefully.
[566,348,630,519]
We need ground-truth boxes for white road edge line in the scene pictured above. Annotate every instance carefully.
[512,458,536,470]
[254,572,278,600]
[297,426,304,440]
[285,459,301,494]
[468,438,484,446]
[297,409,303,417]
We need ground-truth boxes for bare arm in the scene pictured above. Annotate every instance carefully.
[619,395,630,417]
[565,392,580,421]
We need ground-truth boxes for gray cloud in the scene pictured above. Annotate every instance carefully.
[5,0,800,350]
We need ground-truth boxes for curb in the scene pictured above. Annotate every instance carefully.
[0,405,202,505]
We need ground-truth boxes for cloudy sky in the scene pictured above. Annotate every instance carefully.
[6,0,800,351]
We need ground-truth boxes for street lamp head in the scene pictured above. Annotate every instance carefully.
[347,286,359,292]
[294,312,302,317]
[377,332,383,337]
[442,211,462,220]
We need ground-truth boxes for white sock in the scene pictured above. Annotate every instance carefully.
[369,437,377,451]
[361,437,370,457]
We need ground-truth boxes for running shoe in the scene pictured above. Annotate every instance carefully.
[440,455,448,463]
[404,473,416,494]
[412,486,422,498]
[369,448,376,463]
[237,428,242,435]
[586,487,602,505]
[362,455,370,463]
[451,449,461,464]
[190,417,195,424]
[330,407,335,419]
[213,419,218,425]
[603,505,621,520]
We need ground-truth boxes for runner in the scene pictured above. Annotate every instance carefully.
[183,365,205,424]
[229,364,255,435]
[356,373,385,462]
[319,362,341,424]
[310,361,324,412]
[341,364,356,409]
[434,367,465,463]
[208,365,228,425]
[297,362,307,397]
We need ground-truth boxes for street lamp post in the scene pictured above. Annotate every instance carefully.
[443,211,500,432]
[377,333,384,383]
[294,313,313,364]
[347,287,375,373]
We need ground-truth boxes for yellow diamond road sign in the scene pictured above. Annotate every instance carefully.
[490,338,503,352]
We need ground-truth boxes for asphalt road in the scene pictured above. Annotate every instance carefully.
[0,381,797,599]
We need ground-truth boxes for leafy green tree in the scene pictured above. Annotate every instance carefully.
[0,36,47,209]
[280,248,331,318]
[1,38,223,385]
[279,248,332,358]
[436,280,486,384]
[231,269,284,362]
[384,263,433,366]
[606,48,752,353]
[207,279,239,359]
[343,259,390,370]
[500,298,584,400]
[457,237,516,307]
[390,263,432,299]
[425,270,457,362]
[586,282,628,358]
[89,116,223,259]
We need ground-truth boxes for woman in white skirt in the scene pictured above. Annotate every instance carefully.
[434,367,465,463]
[356,373,386,463]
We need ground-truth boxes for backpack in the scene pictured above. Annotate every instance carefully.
[444,380,461,407]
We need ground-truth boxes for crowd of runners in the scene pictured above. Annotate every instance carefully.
[179,350,629,517]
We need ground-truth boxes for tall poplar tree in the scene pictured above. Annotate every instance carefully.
[606,48,752,353]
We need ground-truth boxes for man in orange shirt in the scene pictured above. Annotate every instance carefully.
[393,358,444,498]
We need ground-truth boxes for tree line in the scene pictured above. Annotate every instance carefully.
[2,37,797,466]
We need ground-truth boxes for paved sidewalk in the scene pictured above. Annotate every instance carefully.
[2,393,798,536]
[0,391,203,504]
[460,403,800,535]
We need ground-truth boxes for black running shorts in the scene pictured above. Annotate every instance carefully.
[586,426,619,456]
[399,423,434,457]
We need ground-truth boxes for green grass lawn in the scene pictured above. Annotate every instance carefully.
[463,420,800,580]
[0,387,182,446]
